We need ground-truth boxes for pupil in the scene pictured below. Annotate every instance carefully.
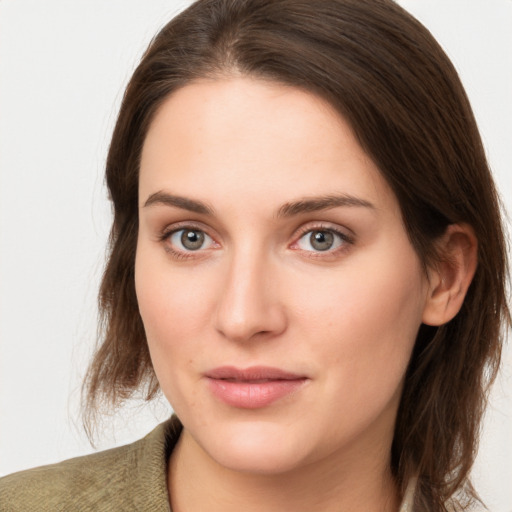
[311,231,333,251]
[181,230,204,250]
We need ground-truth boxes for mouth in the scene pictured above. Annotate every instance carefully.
[204,366,309,409]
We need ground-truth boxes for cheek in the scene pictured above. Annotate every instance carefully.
[291,247,426,389]
[134,246,213,384]
[135,239,214,329]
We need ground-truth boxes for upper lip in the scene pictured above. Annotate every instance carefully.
[205,366,306,381]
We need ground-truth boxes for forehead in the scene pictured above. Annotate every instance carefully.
[139,77,397,215]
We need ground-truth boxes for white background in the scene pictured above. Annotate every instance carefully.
[0,1,511,511]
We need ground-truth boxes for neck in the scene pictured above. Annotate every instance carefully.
[168,429,400,512]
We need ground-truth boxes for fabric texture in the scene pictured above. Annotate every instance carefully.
[0,416,182,512]
[0,416,471,511]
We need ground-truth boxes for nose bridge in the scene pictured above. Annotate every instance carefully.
[214,240,286,342]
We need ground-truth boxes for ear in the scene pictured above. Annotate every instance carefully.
[422,223,478,326]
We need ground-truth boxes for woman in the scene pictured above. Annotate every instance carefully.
[1,0,509,511]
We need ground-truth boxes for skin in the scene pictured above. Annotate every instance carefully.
[135,77,477,512]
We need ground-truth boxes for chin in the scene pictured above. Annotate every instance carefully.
[195,416,312,475]
[210,439,308,476]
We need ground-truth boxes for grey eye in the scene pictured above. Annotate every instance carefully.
[310,231,334,251]
[181,229,204,250]
[296,229,345,252]
[170,229,212,251]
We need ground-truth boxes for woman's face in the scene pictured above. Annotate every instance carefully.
[136,77,431,475]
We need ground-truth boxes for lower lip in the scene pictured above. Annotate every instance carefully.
[206,378,308,409]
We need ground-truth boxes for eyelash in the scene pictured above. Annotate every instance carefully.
[159,222,215,261]
[291,223,354,259]
[158,222,354,261]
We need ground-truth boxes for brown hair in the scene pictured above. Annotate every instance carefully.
[82,0,510,509]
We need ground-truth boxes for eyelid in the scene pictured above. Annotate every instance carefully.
[170,229,215,249]
[292,221,354,241]
[159,219,217,239]
[289,222,355,255]
[159,221,220,259]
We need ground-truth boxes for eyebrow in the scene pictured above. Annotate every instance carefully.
[276,194,375,217]
[143,191,375,217]
[143,191,214,215]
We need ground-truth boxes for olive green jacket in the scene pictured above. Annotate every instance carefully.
[0,416,462,511]
[0,417,182,512]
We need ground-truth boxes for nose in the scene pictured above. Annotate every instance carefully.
[214,248,287,343]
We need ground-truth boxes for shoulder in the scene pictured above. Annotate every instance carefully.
[0,417,181,512]
[0,442,135,511]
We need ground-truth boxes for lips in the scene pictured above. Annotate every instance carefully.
[205,366,308,409]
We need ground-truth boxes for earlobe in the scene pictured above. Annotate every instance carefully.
[422,224,478,327]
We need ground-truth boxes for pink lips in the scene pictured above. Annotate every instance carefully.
[205,366,308,409]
